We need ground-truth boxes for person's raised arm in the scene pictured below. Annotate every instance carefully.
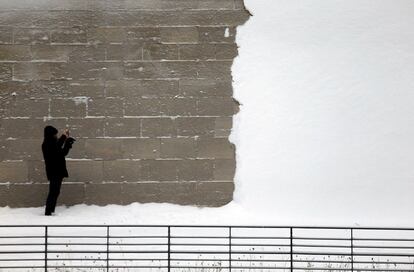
[57,128,69,148]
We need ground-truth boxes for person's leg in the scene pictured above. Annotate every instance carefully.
[50,178,63,213]
[45,179,58,215]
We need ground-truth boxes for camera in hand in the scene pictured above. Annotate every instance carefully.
[66,137,76,146]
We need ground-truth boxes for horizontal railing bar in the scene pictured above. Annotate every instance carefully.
[3,250,414,257]
[0,244,46,246]
[2,235,412,241]
[295,237,414,242]
[5,242,414,248]
[169,266,287,270]
[293,251,414,257]
[294,244,414,250]
[0,236,44,239]
[293,237,351,241]
[4,267,413,271]
[354,238,414,241]
[170,236,289,239]
[0,267,45,269]
[47,236,107,238]
[1,225,414,231]
[293,244,351,248]
[5,258,406,265]
[172,243,289,247]
[296,268,414,272]
[0,259,44,262]
[105,235,167,239]
[288,267,352,271]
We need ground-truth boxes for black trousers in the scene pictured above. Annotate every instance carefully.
[45,178,63,215]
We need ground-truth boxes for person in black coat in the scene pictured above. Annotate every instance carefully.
[42,126,75,216]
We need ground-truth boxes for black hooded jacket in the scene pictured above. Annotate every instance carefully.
[41,126,74,181]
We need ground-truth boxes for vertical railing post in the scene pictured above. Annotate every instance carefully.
[106,226,109,272]
[168,226,171,272]
[229,226,232,271]
[290,227,293,272]
[44,226,48,272]
[350,228,354,272]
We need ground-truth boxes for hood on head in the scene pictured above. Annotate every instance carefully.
[44,125,58,139]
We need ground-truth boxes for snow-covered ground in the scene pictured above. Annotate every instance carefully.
[2,0,414,227]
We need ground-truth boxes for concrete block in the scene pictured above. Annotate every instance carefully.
[176,117,215,136]
[8,183,48,208]
[0,64,12,81]
[67,118,105,138]
[67,81,105,98]
[216,43,238,59]
[0,184,8,207]
[122,182,160,204]
[160,27,199,43]
[85,138,123,160]
[124,61,199,79]
[85,183,122,205]
[1,118,45,139]
[197,61,232,79]
[68,44,106,62]
[124,98,161,116]
[213,159,235,180]
[215,117,232,137]
[160,138,196,158]
[197,97,238,116]
[143,43,178,60]
[50,27,87,43]
[177,159,214,181]
[28,160,47,183]
[51,62,123,80]
[13,28,50,44]
[50,98,86,118]
[140,159,179,181]
[195,181,234,206]
[0,161,28,183]
[58,183,85,206]
[121,138,160,159]
[106,44,142,61]
[157,182,197,205]
[103,160,141,182]
[105,117,141,137]
[106,79,179,98]
[3,98,49,118]
[197,138,235,159]
[198,26,236,43]
[66,160,103,183]
[87,27,127,44]
[141,118,176,137]
[125,27,161,43]
[179,78,233,97]
[5,139,43,161]
[179,44,216,60]
[88,97,124,117]
[0,45,31,61]
[0,27,12,44]
[30,44,69,62]
[65,138,87,159]
[158,98,197,116]
[13,63,51,81]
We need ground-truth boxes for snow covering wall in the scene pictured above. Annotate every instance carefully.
[232,0,414,225]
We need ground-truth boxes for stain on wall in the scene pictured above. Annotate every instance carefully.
[0,0,250,207]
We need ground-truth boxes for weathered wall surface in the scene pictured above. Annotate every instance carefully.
[0,0,249,207]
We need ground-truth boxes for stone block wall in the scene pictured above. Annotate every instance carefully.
[0,0,249,207]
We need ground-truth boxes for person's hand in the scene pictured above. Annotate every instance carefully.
[63,128,70,137]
